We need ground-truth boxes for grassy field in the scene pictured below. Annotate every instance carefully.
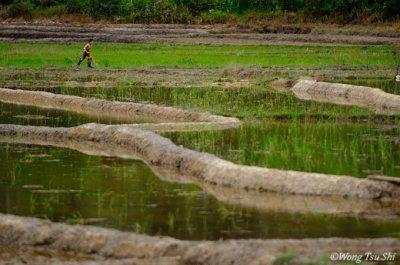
[0,43,397,69]
[1,42,399,119]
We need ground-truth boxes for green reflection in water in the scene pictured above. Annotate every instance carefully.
[164,121,400,178]
[1,143,400,240]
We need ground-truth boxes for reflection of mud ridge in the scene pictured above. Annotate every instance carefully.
[1,124,399,201]
[1,213,399,265]
[201,184,400,219]
[292,79,400,114]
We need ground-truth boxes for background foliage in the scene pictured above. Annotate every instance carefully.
[1,0,400,23]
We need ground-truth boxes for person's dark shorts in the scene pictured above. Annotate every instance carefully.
[82,51,90,59]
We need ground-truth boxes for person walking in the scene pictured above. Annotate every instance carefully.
[76,38,94,69]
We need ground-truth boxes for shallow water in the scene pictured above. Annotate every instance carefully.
[1,142,400,240]
[0,102,151,126]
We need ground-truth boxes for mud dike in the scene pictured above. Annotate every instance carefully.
[0,85,400,264]
[292,79,400,114]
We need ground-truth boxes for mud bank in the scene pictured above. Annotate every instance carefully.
[1,123,399,200]
[0,213,399,265]
[292,79,400,114]
[1,23,399,45]
[0,88,240,127]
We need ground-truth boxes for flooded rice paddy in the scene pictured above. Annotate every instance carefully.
[1,78,399,242]
[1,141,400,241]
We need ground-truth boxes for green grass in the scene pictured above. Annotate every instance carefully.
[0,43,396,69]
[274,252,298,265]
[0,42,398,119]
[163,121,400,178]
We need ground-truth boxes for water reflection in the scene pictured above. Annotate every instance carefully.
[0,136,399,240]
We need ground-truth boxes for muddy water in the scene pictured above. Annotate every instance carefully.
[164,121,400,178]
[2,142,400,241]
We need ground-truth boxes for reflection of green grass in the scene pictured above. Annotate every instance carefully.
[0,43,395,69]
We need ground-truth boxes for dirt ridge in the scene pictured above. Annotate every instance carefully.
[292,79,400,114]
[0,88,240,126]
[1,213,399,265]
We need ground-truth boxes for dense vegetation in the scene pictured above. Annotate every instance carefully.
[1,0,399,23]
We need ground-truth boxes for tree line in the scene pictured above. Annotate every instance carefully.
[2,0,400,23]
